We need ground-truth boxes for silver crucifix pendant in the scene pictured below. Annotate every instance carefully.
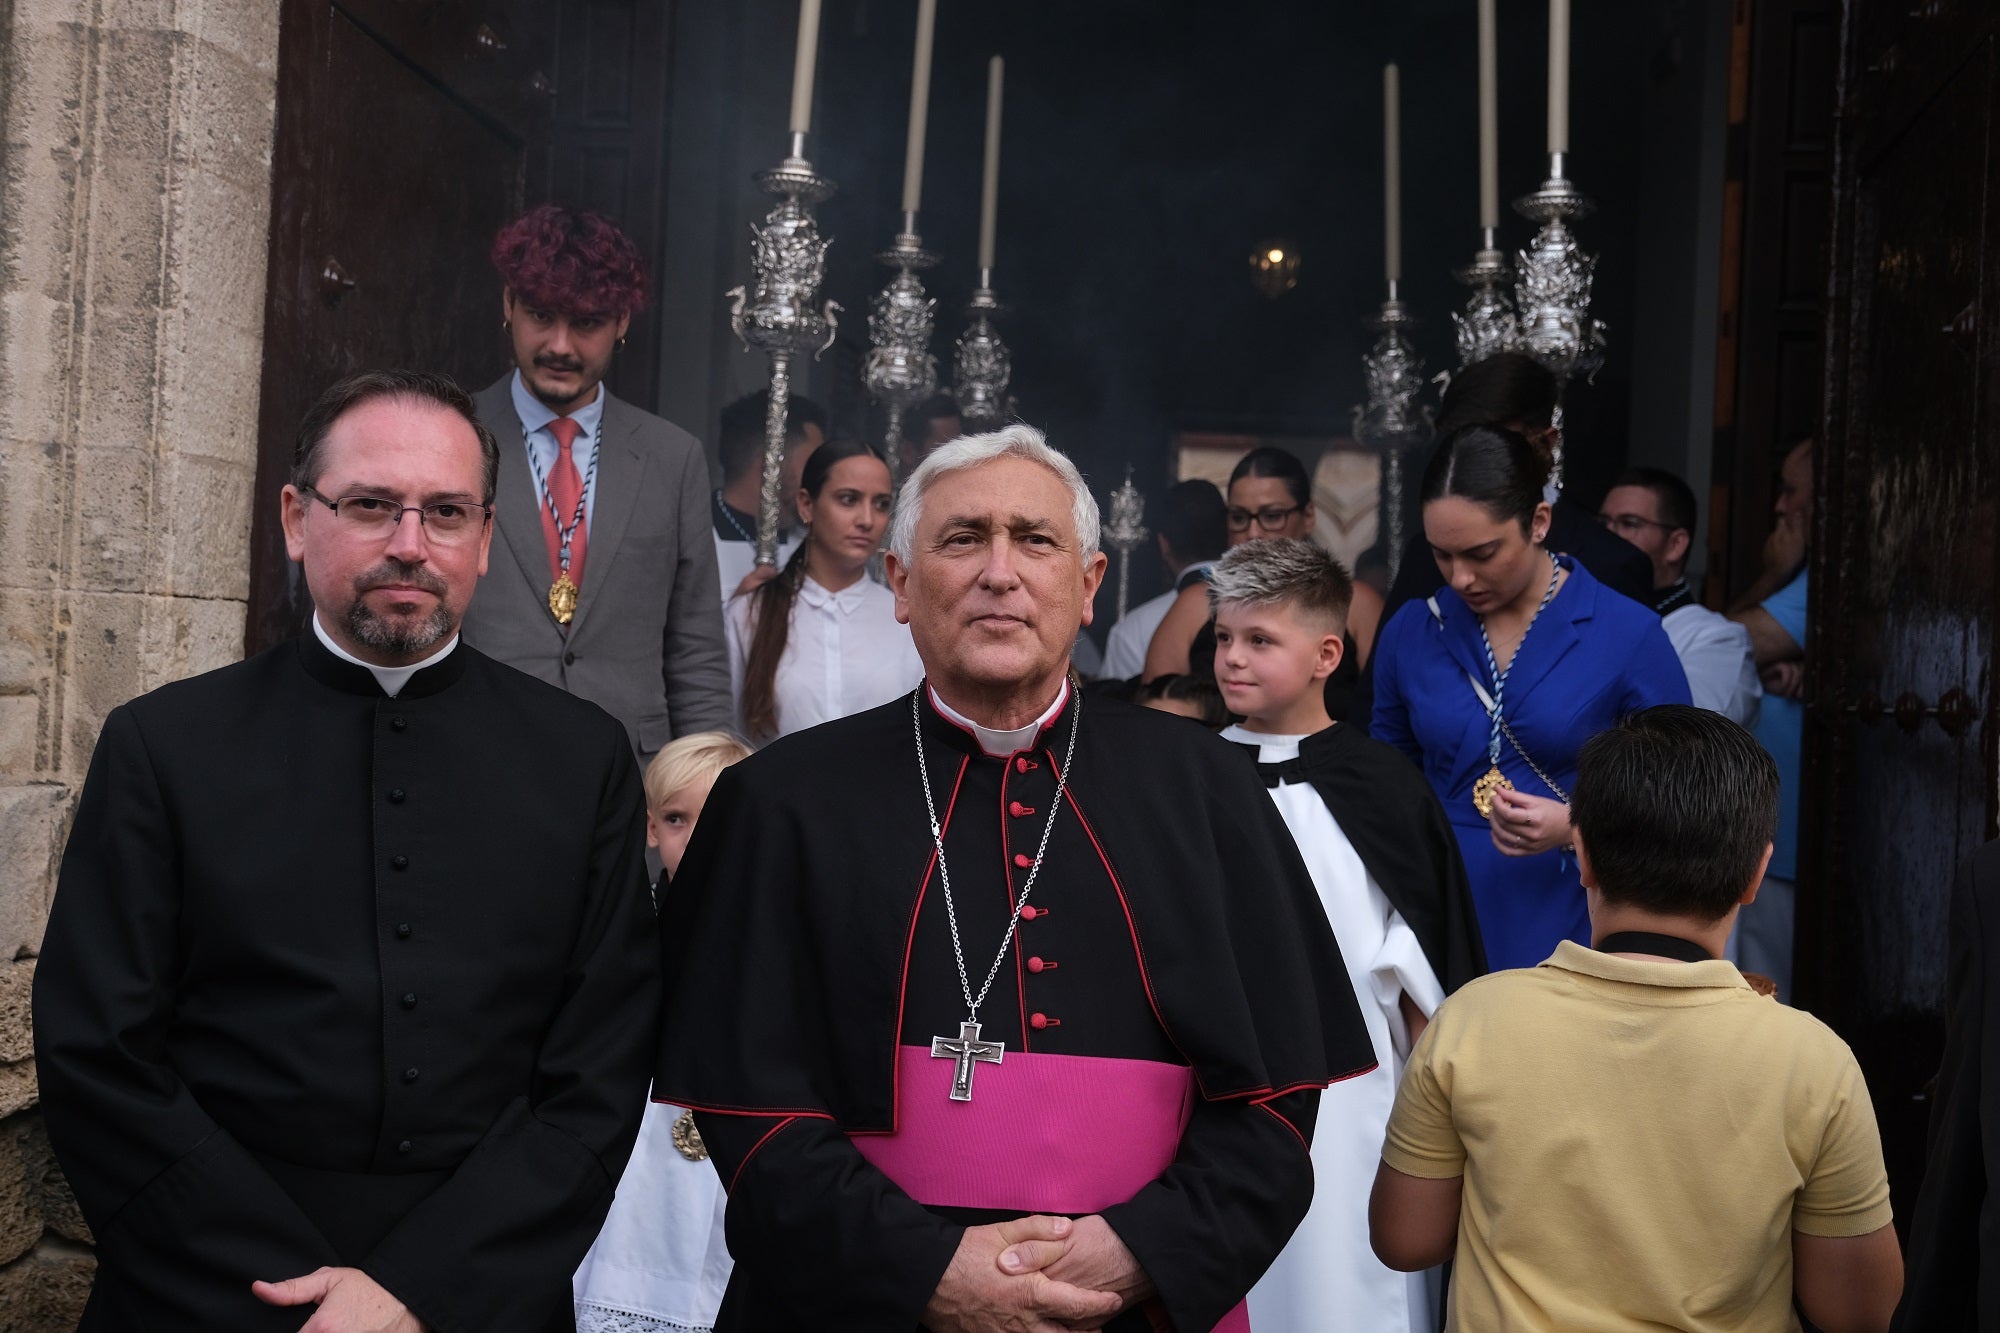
[930,1019,1004,1101]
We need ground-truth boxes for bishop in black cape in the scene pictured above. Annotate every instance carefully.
[33,631,661,1331]
[656,684,1377,1332]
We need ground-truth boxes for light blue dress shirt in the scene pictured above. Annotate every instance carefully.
[510,369,604,532]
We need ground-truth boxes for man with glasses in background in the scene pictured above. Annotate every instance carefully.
[1598,467,1761,727]
[35,371,660,1332]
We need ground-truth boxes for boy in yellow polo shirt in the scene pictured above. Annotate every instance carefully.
[1369,705,1902,1332]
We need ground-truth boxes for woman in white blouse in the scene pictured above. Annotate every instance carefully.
[728,437,924,741]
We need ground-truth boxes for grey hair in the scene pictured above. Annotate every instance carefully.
[888,424,1101,563]
[1206,537,1353,626]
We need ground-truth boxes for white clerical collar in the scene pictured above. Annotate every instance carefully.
[931,679,1071,757]
[312,613,458,698]
[510,369,605,439]
[1218,723,1308,761]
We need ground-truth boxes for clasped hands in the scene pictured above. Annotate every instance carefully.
[252,1267,423,1333]
[923,1213,1157,1333]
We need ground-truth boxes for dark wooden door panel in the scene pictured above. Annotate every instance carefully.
[1804,9,1999,1227]
[247,0,556,652]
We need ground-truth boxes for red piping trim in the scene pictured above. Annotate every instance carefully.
[1257,1099,1311,1157]
[729,1115,799,1194]
[1063,774,1381,1104]
[1001,761,1029,1049]
[891,752,971,1134]
[650,1095,836,1119]
[1060,780,1206,1092]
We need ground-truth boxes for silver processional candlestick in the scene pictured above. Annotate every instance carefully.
[1352,283,1431,585]
[1512,151,1606,494]
[865,213,940,491]
[726,131,842,567]
[953,269,1014,432]
[1102,467,1148,622]
[1452,227,1518,368]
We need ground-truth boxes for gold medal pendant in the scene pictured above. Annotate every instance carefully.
[670,1108,708,1161]
[547,573,578,625]
[1472,765,1513,819]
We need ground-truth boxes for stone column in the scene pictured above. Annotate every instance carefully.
[0,0,280,1317]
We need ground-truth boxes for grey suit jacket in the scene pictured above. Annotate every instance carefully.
[460,375,733,759]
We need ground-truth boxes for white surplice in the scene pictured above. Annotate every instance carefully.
[1224,726,1444,1333]
[725,574,925,741]
[572,1099,730,1333]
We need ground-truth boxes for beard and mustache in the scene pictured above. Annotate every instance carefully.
[344,558,455,657]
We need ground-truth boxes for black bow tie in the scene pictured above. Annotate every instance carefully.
[1234,742,1305,789]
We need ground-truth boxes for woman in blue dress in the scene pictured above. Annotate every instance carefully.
[1372,425,1690,970]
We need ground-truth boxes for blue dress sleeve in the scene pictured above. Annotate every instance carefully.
[1369,604,1422,762]
[1624,614,1695,712]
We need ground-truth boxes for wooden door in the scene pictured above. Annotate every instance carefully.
[246,0,674,653]
[1710,0,1839,605]
[1801,0,2000,1227]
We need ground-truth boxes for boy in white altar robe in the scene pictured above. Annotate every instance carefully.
[1207,540,1485,1333]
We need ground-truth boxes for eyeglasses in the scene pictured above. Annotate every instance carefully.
[1226,504,1306,532]
[1594,511,1681,539]
[301,487,492,544]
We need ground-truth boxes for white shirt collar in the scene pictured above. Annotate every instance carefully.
[930,679,1071,757]
[510,368,606,442]
[312,613,458,698]
[797,574,871,613]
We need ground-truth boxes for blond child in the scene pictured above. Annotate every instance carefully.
[1206,539,1482,1333]
[574,732,750,1333]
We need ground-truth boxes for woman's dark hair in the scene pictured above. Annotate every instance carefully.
[1433,351,1558,437]
[1419,424,1551,533]
[740,437,889,740]
[1137,673,1229,729]
[1227,446,1311,508]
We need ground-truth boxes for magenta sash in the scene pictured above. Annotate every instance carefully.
[852,1046,1251,1332]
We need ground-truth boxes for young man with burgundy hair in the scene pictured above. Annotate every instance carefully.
[460,204,733,764]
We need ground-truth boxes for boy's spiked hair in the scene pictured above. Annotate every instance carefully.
[1206,537,1354,634]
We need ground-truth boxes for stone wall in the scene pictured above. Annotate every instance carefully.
[0,0,279,1323]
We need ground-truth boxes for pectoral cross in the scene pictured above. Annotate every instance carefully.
[931,1020,1004,1102]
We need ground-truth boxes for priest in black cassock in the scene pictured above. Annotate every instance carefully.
[33,370,660,1333]
[655,425,1376,1332]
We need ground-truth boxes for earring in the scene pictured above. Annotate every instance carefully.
[502,317,511,331]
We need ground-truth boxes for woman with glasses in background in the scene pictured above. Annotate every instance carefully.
[1143,449,1384,718]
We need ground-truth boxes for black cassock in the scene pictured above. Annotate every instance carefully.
[1236,723,1487,993]
[656,687,1375,1332]
[33,632,660,1333]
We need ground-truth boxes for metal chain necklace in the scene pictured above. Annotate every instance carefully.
[912,681,1082,1101]
[713,489,757,544]
[1470,550,1562,818]
[528,417,604,625]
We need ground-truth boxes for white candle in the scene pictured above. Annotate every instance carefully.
[978,55,1005,274]
[1547,0,1570,155]
[1478,0,1499,230]
[900,0,939,215]
[788,0,823,140]
[1384,63,1401,285]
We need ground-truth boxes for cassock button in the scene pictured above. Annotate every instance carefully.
[1030,1012,1054,1030]
[397,1140,413,1155]
[1020,905,1039,921]
[390,716,407,732]
[1013,853,1034,869]
[1027,956,1046,973]
[404,1067,420,1083]
[391,855,409,870]
[401,993,418,1009]
[388,789,406,804]
[1009,801,1035,818]
[396,923,412,939]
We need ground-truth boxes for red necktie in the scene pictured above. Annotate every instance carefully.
[541,417,587,590]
